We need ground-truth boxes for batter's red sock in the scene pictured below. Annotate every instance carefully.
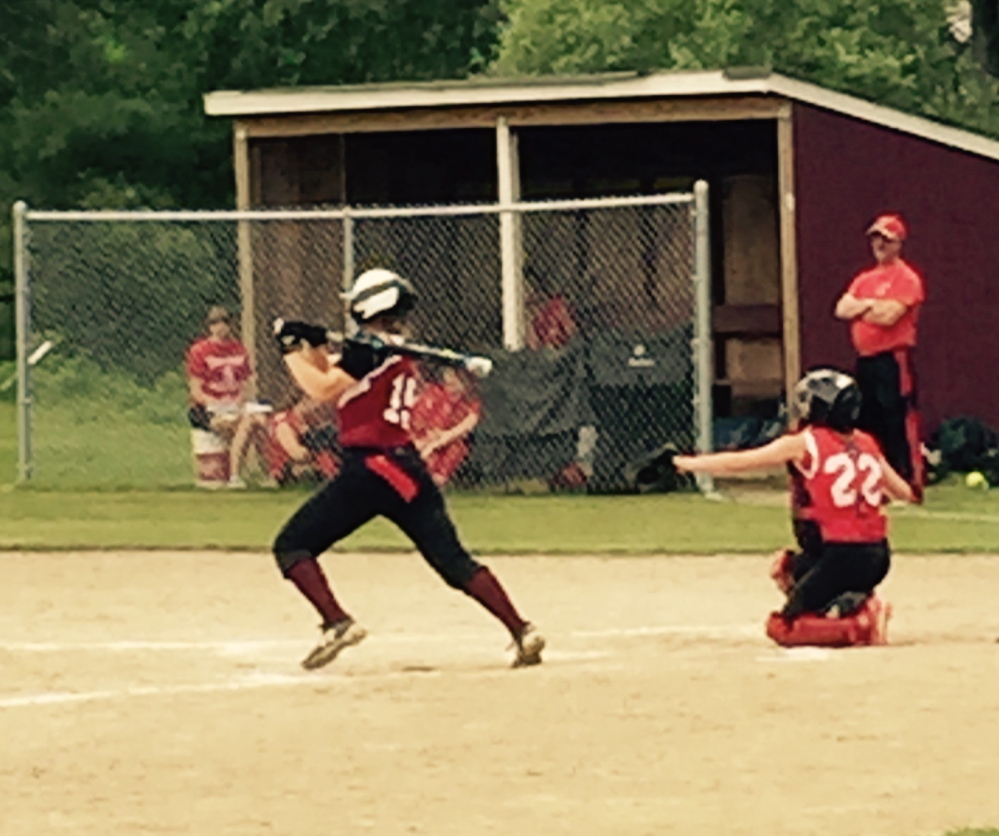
[286,558,349,626]
[462,568,527,636]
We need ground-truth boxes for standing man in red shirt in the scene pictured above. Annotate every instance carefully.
[271,269,545,671]
[675,369,914,648]
[834,213,926,500]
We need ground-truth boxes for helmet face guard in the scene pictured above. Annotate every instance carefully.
[793,369,862,433]
[345,269,417,323]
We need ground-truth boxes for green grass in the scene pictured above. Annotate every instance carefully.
[942,831,999,836]
[0,399,14,483]
[3,401,999,553]
[1,480,997,554]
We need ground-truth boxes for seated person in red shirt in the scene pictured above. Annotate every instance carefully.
[411,367,482,487]
[675,369,915,648]
[266,397,341,486]
[185,305,257,488]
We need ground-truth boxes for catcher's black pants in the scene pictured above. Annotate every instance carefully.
[273,446,481,589]
[783,541,891,619]
[855,349,922,490]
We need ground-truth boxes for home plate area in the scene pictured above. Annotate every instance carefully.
[2,551,999,836]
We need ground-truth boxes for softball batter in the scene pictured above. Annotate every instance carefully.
[272,268,545,670]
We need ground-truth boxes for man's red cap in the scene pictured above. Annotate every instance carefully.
[866,213,907,241]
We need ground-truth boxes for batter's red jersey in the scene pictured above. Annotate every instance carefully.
[337,355,419,449]
[790,426,888,543]
[186,337,251,402]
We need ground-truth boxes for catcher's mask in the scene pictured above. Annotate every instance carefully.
[793,369,862,433]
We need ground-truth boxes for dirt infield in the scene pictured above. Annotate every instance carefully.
[2,551,999,836]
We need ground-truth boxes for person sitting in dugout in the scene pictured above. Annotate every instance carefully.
[265,397,341,487]
[674,368,915,648]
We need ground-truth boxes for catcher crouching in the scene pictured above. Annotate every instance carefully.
[675,369,915,648]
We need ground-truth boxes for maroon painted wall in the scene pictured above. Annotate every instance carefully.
[793,103,999,434]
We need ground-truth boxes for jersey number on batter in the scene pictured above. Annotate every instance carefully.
[824,452,883,508]
[384,375,419,430]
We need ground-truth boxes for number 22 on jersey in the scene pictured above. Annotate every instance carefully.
[824,451,883,508]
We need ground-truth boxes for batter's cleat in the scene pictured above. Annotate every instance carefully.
[511,623,545,668]
[301,618,367,671]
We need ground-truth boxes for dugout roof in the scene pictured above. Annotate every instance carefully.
[203,68,999,431]
[204,68,999,162]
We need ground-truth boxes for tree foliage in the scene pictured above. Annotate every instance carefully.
[2,0,998,368]
[493,0,999,138]
[0,0,502,360]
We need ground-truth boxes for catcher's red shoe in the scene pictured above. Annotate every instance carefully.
[769,549,794,594]
[766,595,893,648]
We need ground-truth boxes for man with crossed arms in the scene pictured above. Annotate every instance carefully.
[834,212,926,501]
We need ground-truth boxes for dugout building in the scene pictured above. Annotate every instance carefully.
[204,68,999,437]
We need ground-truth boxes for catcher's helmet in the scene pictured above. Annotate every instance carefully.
[345,268,416,323]
[793,369,862,433]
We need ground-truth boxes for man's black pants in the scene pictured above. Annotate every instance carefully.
[855,349,922,491]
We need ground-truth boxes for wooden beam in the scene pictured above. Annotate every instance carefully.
[233,122,258,399]
[776,105,801,406]
[497,116,524,351]
[239,95,785,138]
[712,304,781,336]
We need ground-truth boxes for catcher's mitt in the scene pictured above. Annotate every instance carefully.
[628,444,690,493]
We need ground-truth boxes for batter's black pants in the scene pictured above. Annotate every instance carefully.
[855,349,923,493]
[273,446,482,589]
[783,540,891,619]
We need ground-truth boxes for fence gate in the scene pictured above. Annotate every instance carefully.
[12,185,713,492]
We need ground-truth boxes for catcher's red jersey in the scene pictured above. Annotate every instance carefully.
[337,355,419,449]
[792,426,888,543]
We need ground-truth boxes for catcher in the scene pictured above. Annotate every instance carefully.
[674,369,915,648]
[271,268,544,671]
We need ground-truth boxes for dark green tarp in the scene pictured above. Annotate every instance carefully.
[465,329,693,492]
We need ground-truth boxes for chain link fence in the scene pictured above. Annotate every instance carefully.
[12,189,712,491]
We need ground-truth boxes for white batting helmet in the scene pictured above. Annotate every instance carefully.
[344,268,417,323]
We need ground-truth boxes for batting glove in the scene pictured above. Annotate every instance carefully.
[273,319,329,354]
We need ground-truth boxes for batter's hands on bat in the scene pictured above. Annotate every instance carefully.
[463,356,493,378]
[274,318,330,354]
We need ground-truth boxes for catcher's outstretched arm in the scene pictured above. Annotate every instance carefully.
[675,435,805,475]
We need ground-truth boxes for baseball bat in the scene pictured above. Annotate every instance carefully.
[329,329,494,379]
[274,318,493,378]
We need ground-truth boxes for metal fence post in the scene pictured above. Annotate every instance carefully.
[12,200,31,483]
[693,181,715,495]
[341,209,355,333]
